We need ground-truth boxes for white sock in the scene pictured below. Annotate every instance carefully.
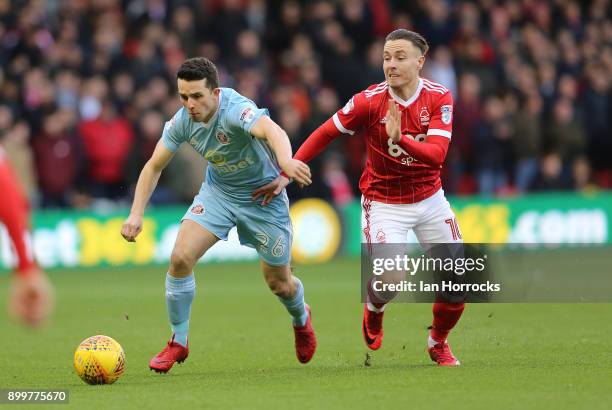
[366,302,386,313]
[428,335,445,348]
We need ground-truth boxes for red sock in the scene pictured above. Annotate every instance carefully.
[430,302,465,342]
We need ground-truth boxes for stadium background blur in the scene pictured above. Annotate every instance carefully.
[0,0,610,211]
[1,2,612,407]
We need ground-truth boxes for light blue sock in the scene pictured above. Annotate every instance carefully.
[278,277,308,327]
[165,273,196,347]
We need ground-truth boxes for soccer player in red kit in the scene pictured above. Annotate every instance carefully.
[253,29,464,366]
[0,146,53,327]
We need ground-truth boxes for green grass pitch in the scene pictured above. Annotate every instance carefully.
[1,257,611,409]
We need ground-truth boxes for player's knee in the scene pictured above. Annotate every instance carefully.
[169,248,196,275]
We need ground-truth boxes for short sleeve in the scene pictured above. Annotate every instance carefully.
[161,109,187,152]
[332,91,368,136]
[227,100,269,134]
[427,91,453,139]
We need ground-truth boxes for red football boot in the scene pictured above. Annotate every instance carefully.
[428,340,460,366]
[149,336,189,373]
[294,305,317,364]
[362,304,384,350]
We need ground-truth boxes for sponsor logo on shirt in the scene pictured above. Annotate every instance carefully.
[240,107,256,124]
[205,150,227,165]
[216,157,256,174]
[205,149,255,174]
[387,135,425,166]
[440,105,452,125]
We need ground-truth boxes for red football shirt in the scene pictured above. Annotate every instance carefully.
[332,78,453,204]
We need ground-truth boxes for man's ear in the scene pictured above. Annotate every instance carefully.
[213,88,221,97]
[418,55,426,71]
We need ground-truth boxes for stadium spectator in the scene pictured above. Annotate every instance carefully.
[511,93,543,192]
[572,155,596,192]
[581,61,611,172]
[531,152,572,191]
[424,46,457,99]
[32,110,80,208]
[0,0,610,207]
[78,99,134,200]
[474,96,511,195]
[1,120,37,202]
[446,72,480,193]
[545,98,586,163]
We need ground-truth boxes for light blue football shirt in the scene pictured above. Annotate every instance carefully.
[161,88,281,202]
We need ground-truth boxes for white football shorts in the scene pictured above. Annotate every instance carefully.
[361,188,463,246]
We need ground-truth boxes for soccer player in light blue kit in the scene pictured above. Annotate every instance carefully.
[121,57,317,373]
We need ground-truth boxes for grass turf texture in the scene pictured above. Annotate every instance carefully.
[1,257,611,409]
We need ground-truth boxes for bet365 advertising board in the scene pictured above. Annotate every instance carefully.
[1,192,611,271]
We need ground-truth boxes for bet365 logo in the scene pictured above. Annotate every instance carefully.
[205,149,255,174]
[387,134,425,165]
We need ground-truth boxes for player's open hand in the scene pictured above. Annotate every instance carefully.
[386,99,401,142]
[252,175,291,206]
[279,159,312,186]
[121,214,143,242]
[9,268,54,328]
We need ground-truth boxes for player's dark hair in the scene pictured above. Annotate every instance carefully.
[385,29,429,56]
[177,57,220,89]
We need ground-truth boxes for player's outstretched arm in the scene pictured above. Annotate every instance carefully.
[251,113,347,206]
[121,141,174,242]
[294,118,343,164]
[250,115,312,186]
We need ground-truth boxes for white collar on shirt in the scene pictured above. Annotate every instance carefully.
[388,78,423,107]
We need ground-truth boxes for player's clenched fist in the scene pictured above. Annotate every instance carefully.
[121,214,143,242]
[279,158,312,186]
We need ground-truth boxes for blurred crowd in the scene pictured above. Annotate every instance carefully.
[0,0,610,209]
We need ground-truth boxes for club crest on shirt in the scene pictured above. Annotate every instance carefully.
[440,105,453,125]
[342,97,355,114]
[240,107,256,124]
[376,229,386,243]
[190,204,205,215]
[419,107,430,125]
[216,131,229,144]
